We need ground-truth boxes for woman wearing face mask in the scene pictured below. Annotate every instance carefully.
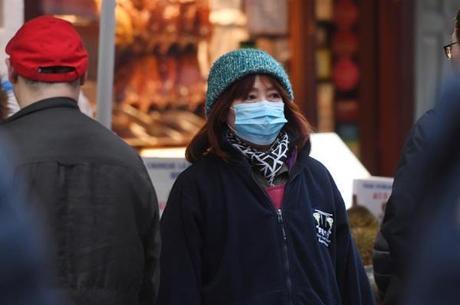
[158,49,375,305]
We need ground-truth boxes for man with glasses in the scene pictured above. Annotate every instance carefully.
[444,25,460,61]
[443,41,458,59]
[373,9,460,305]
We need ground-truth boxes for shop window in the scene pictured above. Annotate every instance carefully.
[315,0,360,157]
[30,0,292,150]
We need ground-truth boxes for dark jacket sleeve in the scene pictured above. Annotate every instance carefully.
[374,110,436,303]
[372,231,392,300]
[157,173,202,305]
[139,170,161,305]
[331,175,376,305]
[403,207,460,305]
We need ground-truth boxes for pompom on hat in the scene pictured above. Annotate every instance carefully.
[205,48,294,115]
[5,16,88,83]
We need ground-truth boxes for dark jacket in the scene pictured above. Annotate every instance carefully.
[403,176,460,305]
[373,110,436,304]
[402,77,460,305]
[374,76,460,304]
[0,97,160,305]
[158,138,375,305]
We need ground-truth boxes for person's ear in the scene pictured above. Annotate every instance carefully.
[5,58,17,83]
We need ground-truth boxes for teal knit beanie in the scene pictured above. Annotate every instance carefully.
[205,48,294,115]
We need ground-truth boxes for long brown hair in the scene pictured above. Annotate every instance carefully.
[185,74,312,163]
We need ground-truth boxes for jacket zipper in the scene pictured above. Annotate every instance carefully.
[277,209,293,305]
[248,170,295,305]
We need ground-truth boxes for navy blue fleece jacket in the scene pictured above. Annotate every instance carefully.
[158,141,374,305]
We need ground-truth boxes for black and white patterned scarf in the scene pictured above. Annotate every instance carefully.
[228,131,290,185]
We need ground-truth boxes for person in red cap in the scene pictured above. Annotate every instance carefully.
[0,16,160,305]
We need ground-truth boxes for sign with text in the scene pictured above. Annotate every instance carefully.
[353,177,393,221]
[143,157,190,214]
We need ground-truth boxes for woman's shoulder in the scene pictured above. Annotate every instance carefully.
[177,154,228,181]
[293,154,337,191]
[308,156,336,182]
[306,155,327,169]
[298,153,332,176]
[290,140,330,176]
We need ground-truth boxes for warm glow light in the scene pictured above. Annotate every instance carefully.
[141,147,186,158]
[53,14,93,26]
[54,14,78,23]
[209,9,247,26]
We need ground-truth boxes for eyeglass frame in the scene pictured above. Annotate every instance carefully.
[444,41,459,59]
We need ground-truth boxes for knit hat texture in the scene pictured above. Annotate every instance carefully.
[205,48,293,115]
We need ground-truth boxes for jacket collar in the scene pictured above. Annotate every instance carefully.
[219,127,312,181]
[5,97,79,123]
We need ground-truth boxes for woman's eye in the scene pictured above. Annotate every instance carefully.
[247,94,257,100]
[270,92,281,99]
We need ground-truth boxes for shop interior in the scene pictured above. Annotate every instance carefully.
[25,0,415,177]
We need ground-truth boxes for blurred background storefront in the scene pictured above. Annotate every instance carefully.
[9,0,460,176]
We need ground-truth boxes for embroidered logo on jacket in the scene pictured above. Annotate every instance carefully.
[313,209,334,247]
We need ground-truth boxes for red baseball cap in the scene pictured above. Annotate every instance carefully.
[5,15,89,82]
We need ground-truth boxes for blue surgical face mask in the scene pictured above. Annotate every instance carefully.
[230,100,287,145]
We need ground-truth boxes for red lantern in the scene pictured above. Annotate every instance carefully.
[334,0,359,30]
[333,58,359,92]
[332,31,358,56]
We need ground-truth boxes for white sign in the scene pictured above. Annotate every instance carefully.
[309,133,370,208]
[143,155,189,214]
[352,177,393,221]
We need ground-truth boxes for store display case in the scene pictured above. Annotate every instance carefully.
[29,0,291,149]
[29,0,364,154]
[108,0,211,147]
[24,0,417,176]
[30,0,211,148]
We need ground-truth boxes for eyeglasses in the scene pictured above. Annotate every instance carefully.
[444,41,459,59]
